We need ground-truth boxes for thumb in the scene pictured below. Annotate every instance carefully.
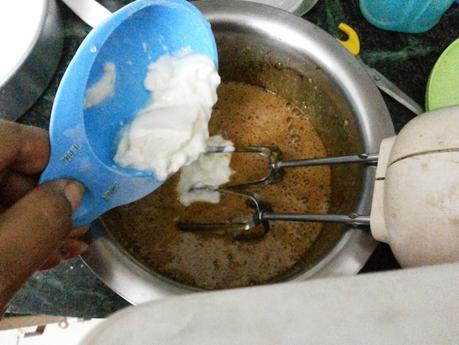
[0,180,84,312]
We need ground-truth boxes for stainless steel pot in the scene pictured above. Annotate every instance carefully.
[82,1,394,304]
[0,0,63,121]
[239,0,318,16]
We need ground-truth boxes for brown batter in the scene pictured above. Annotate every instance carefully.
[104,82,331,290]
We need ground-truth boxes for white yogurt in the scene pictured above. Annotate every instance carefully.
[177,135,234,206]
[84,62,116,109]
[114,53,220,181]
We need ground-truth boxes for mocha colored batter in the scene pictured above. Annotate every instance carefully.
[104,82,331,290]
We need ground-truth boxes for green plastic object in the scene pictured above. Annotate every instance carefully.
[426,39,459,110]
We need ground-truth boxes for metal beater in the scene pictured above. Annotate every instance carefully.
[177,145,378,238]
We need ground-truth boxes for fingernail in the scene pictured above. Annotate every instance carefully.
[78,241,89,254]
[38,252,62,271]
[61,241,89,260]
[64,181,85,213]
[70,225,91,238]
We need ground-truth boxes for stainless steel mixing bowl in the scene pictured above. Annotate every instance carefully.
[82,1,394,303]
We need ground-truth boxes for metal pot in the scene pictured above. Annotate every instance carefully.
[0,0,63,121]
[238,0,318,16]
[82,1,394,304]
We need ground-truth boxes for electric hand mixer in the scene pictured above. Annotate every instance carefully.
[40,0,458,268]
[179,107,459,267]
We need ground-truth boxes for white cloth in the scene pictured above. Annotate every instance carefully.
[81,263,459,345]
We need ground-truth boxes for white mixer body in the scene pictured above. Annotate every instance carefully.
[371,106,459,267]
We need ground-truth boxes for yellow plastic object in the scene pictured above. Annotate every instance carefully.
[337,23,361,56]
[426,39,459,111]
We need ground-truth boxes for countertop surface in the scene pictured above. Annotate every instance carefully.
[6,0,459,318]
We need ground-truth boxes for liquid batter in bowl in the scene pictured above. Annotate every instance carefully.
[103,82,331,290]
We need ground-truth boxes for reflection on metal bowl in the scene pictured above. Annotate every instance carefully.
[237,0,319,16]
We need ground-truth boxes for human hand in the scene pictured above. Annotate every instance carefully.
[0,121,89,314]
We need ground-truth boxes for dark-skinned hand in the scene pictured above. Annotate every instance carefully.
[0,120,89,315]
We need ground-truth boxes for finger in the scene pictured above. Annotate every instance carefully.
[38,251,62,271]
[38,238,89,271]
[69,225,90,238]
[0,170,37,207]
[0,179,84,310]
[39,238,89,272]
[60,238,89,260]
[0,121,49,175]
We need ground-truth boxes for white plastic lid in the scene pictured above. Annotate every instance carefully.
[0,0,46,84]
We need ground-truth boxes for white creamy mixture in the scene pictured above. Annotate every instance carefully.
[84,62,116,108]
[177,135,234,206]
[114,53,220,181]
